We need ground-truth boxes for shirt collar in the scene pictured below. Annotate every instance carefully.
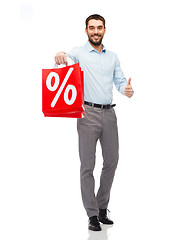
[86,41,106,53]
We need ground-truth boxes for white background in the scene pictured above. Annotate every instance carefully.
[0,0,186,239]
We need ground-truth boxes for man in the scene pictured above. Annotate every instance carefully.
[55,14,133,231]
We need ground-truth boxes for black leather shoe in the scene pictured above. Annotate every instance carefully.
[98,209,114,224]
[88,216,102,231]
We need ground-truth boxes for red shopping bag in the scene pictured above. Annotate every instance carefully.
[42,63,84,118]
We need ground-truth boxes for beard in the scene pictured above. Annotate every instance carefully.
[88,33,103,46]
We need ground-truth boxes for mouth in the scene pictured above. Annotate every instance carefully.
[92,35,101,40]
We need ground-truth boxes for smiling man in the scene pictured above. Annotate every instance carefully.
[55,14,133,231]
[86,18,105,48]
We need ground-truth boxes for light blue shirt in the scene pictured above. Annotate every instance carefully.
[67,41,127,104]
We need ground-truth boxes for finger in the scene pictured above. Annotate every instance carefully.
[58,56,66,65]
[125,92,132,96]
[125,86,132,89]
[125,88,132,92]
[125,91,133,95]
[125,86,132,90]
[56,56,62,65]
[127,77,131,85]
[56,58,61,65]
[54,56,59,65]
[64,56,68,65]
[125,92,132,97]
[60,57,65,65]
[125,89,133,94]
[56,55,62,63]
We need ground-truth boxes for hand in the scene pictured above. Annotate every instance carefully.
[54,52,68,65]
[124,78,134,98]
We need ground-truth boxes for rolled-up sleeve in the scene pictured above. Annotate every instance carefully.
[67,47,79,64]
[113,54,127,96]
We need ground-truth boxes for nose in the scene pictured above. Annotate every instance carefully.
[94,28,98,34]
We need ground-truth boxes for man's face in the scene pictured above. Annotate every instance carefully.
[85,19,106,46]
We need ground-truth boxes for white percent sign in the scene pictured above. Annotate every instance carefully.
[46,67,77,108]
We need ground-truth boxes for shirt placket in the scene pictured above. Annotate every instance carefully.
[100,53,109,103]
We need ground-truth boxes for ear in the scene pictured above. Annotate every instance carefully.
[85,28,88,35]
[104,27,106,34]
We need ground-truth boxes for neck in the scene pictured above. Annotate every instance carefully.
[89,41,103,53]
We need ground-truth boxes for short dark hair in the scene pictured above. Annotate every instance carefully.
[85,14,105,29]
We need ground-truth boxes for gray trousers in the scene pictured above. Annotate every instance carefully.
[77,105,119,217]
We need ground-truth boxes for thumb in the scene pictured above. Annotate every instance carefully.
[127,77,131,85]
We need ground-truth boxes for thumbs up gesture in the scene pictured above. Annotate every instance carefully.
[124,78,134,98]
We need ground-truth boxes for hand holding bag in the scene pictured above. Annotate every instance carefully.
[42,59,84,118]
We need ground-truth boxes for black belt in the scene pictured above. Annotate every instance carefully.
[84,101,116,109]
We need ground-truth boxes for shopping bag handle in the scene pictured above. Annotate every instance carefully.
[54,57,75,68]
